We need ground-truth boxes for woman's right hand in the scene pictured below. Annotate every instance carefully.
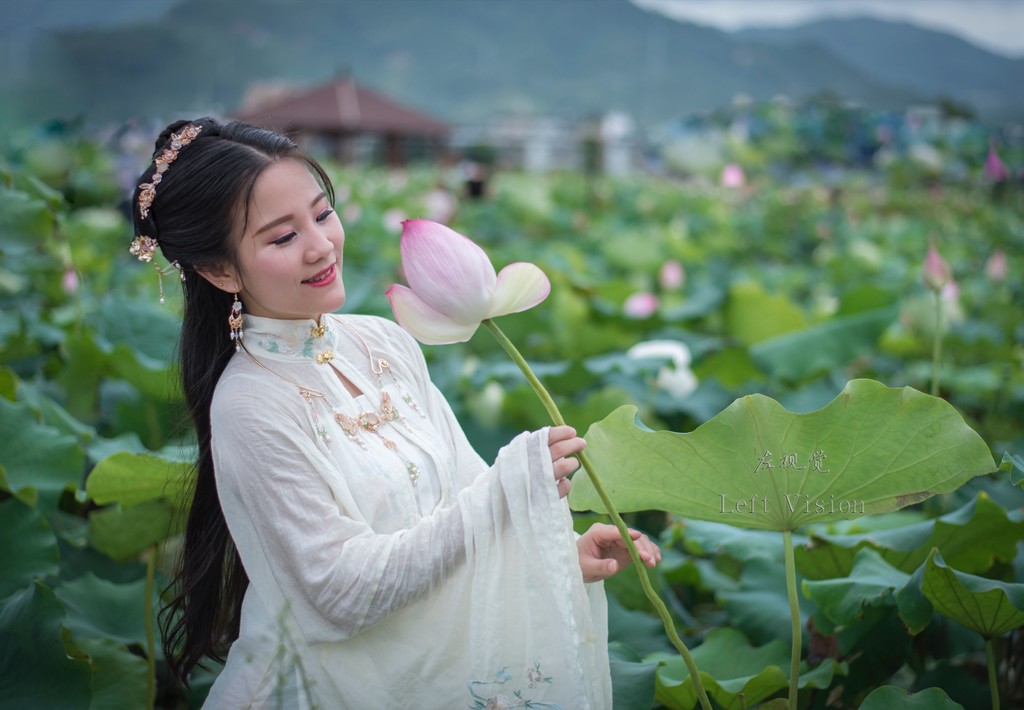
[547,426,585,499]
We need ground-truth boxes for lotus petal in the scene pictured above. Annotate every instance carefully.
[400,219,494,324]
[385,284,480,345]
[488,262,551,318]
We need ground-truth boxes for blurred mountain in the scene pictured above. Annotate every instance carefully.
[737,17,1024,121]
[3,0,1020,127]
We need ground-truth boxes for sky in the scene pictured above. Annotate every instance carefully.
[632,0,1024,57]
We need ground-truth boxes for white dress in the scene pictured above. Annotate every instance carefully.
[202,313,611,709]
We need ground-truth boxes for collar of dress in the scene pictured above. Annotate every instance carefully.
[241,313,342,364]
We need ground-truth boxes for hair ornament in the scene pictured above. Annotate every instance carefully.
[137,123,203,219]
[129,235,160,262]
[128,235,185,304]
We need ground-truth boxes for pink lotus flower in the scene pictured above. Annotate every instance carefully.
[984,146,1009,182]
[922,245,951,292]
[386,220,550,344]
[659,260,685,291]
[61,268,79,294]
[720,163,746,189]
[623,291,659,319]
[985,249,1007,282]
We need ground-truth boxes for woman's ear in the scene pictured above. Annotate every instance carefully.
[194,264,242,294]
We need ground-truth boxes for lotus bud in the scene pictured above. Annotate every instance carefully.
[659,260,685,291]
[984,146,1009,183]
[922,245,951,292]
[623,292,659,319]
[985,249,1007,282]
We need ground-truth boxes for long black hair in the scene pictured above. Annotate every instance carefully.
[130,117,334,685]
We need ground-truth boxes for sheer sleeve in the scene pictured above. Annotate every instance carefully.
[210,369,549,644]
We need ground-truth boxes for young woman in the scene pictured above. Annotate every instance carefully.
[131,117,659,708]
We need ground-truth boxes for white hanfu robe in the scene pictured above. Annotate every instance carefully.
[202,313,611,709]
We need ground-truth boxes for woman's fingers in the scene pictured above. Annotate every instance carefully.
[547,426,585,479]
[556,477,572,499]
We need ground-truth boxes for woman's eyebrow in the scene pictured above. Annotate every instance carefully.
[254,192,327,235]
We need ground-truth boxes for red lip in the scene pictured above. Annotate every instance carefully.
[303,264,337,287]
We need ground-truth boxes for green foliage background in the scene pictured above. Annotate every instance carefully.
[0,119,1022,708]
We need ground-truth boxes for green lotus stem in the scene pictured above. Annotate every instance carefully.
[145,546,157,710]
[783,530,801,710]
[483,319,713,710]
[931,290,943,396]
[986,638,1000,710]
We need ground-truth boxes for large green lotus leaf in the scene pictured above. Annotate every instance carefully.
[14,379,97,443]
[0,187,54,255]
[0,398,85,512]
[54,573,148,648]
[608,642,659,710]
[0,582,91,709]
[750,305,899,381]
[828,606,912,706]
[802,548,910,627]
[796,493,1023,580]
[922,549,1024,638]
[893,563,934,635]
[693,346,763,389]
[719,557,812,646]
[570,379,995,531]
[88,499,179,561]
[56,331,110,422]
[674,519,805,562]
[73,637,148,710]
[85,451,191,509]
[724,281,806,346]
[650,627,842,710]
[0,499,60,599]
[0,367,16,400]
[858,685,964,710]
[1001,452,1024,487]
[607,594,676,656]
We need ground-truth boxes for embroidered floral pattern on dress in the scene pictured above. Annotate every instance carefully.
[468,664,559,710]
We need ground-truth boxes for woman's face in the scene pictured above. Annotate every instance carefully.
[232,158,346,321]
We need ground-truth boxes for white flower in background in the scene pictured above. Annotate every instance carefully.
[627,339,698,399]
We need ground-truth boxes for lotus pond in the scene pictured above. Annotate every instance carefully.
[1,128,1022,709]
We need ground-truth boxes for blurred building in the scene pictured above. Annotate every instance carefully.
[452,110,640,175]
[231,76,450,166]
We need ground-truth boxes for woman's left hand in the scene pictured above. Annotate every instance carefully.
[576,523,661,583]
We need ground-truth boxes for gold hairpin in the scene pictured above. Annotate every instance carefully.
[128,235,184,303]
[137,123,202,219]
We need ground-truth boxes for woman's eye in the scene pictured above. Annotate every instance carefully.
[271,232,296,246]
[316,208,335,223]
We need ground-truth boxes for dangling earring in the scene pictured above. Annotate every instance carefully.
[228,294,244,351]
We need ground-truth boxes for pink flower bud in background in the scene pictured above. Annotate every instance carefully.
[61,268,79,294]
[383,208,406,232]
[423,187,457,223]
[623,291,659,319]
[985,250,1007,282]
[984,146,1010,182]
[922,245,951,291]
[720,163,746,189]
[659,260,685,290]
[342,203,362,225]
